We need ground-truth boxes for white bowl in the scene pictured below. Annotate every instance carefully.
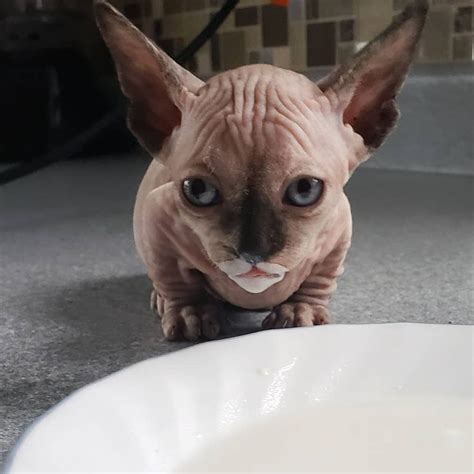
[6,324,473,473]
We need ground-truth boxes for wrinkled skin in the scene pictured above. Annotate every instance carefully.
[134,69,357,340]
[95,1,428,340]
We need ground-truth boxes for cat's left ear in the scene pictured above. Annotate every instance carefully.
[318,0,428,168]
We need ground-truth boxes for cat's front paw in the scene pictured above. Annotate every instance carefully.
[161,303,220,342]
[150,289,164,316]
[262,302,330,329]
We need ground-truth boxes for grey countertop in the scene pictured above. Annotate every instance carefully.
[1,155,473,464]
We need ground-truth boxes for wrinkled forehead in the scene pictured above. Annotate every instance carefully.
[176,66,351,182]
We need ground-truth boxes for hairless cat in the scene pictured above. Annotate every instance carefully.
[95,0,428,341]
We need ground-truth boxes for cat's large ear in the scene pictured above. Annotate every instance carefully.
[95,1,204,155]
[318,0,428,163]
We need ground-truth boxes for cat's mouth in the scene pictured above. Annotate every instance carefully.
[236,267,280,279]
[217,260,288,294]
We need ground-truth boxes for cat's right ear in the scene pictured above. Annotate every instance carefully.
[95,1,204,155]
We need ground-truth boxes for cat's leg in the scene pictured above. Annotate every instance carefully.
[263,239,350,329]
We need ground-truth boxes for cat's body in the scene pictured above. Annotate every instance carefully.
[96,1,428,340]
[133,67,353,316]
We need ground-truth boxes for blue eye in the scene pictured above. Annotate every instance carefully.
[284,177,323,207]
[183,178,220,207]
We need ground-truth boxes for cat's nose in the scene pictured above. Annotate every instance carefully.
[240,252,264,265]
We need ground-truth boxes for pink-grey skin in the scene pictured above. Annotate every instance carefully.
[95,1,428,341]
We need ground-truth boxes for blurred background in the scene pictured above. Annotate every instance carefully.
[0,0,472,165]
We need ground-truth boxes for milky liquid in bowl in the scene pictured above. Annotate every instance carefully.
[176,399,472,473]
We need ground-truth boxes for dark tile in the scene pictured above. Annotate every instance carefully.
[184,0,206,11]
[306,0,319,20]
[124,3,141,18]
[154,19,162,38]
[211,34,221,71]
[455,6,473,33]
[339,18,354,42]
[143,0,152,17]
[210,0,225,7]
[235,7,258,27]
[307,22,336,66]
[262,5,288,47]
[220,30,246,69]
[163,0,183,15]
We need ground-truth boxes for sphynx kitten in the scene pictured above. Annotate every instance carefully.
[95,1,428,341]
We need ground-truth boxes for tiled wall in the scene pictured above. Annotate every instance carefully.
[107,0,473,75]
[20,1,474,74]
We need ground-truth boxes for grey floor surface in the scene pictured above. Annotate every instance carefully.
[1,155,473,465]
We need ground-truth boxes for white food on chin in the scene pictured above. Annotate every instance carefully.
[217,259,288,294]
[228,273,286,294]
